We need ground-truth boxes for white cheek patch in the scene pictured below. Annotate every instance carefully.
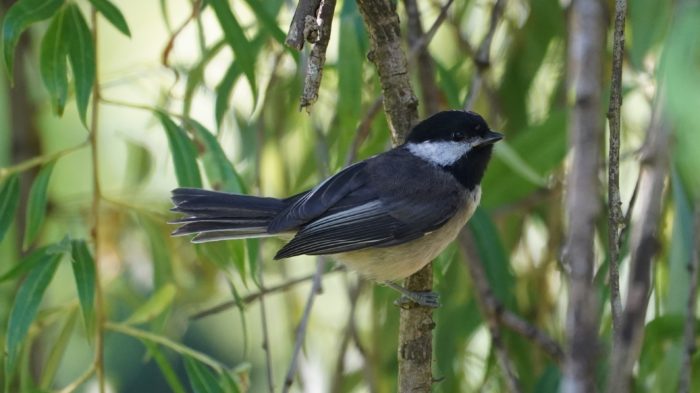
[407,140,473,166]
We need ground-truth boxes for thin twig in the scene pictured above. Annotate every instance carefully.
[329,279,364,392]
[285,0,322,50]
[300,0,337,110]
[0,141,89,181]
[281,259,324,393]
[607,100,669,393]
[190,268,341,320]
[405,0,443,116]
[680,208,700,393]
[458,230,522,392]
[257,261,275,393]
[463,0,506,110]
[498,310,564,362]
[562,1,606,391]
[89,9,106,393]
[607,0,627,336]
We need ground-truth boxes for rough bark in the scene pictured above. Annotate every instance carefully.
[561,0,606,392]
[286,0,322,50]
[355,1,426,392]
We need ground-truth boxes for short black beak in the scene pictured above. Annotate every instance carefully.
[475,130,504,147]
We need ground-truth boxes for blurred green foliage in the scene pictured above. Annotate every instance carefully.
[0,0,698,392]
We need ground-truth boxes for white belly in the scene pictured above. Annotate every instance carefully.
[335,187,480,281]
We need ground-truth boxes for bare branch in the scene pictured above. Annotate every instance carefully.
[300,0,338,110]
[607,0,627,335]
[404,0,441,115]
[258,265,275,393]
[286,0,322,50]
[608,102,669,393]
[463,0,506,110]
[282,259,325,393]
[680,209,700,393]
[356,0,419,143]
[562,0,607,392]
[458,230,522,392]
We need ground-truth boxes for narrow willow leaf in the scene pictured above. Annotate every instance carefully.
[138,214,172,288]
[39,310,77,389]
[147,343,187,393]
[492,141,548,187]
[184,357,225,393]
[70,239,96,340]
[0,246,48,283]
[88,0,131,37]
[64,4,95,125]
[208,0,256,96]
[5,250,62,378]
[184,40,226,118]
[214,62,242,129]
[157,112,203,188]
[241,0,285,44]
[124,283,176,325]
[0,174,21,244]
[23,161,56,249]
[1,0,64,80]
[188,119,244,193]
[219,372,242,393]
[39,9,69,115]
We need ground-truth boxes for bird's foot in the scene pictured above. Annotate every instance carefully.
[384,282,441,309]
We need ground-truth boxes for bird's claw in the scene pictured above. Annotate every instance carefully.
[393,291,441,309]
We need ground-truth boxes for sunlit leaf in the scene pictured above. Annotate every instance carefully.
[124,140,153,187]
[64,4,95,125]
[208,0,256,97]
[188,119,245,193]
[39,9,69,115]
[492,141,548,187]
[184,356,225,393]
[70,239,96,339]
[0,174,21,244]
[147,343,187,393]
[23,161,56,249]
[5,248,62,378]
[157,112,203,188]
[39,310,77,389]
[139,214,172,288]
[124,283,177,325]
[184,40,226,118]
[88,0,131,37]
[1,0,64,80]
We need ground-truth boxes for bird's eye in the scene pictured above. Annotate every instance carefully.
[451,131,466,141]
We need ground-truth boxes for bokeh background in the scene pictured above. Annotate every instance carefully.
[1,0,699,392]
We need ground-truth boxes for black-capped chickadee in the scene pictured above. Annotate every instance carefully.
[171,110,502,307]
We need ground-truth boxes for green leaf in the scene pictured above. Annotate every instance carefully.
[188,119,244,193]
[208,0,256,96]
[1,0,64,80]
[23,161,56,249]
[39,310,77,389]
[241,0,285,44]
[0,247,47,283]
[124,283,177,325]
[157,112,203,188]
[0,174,20,244]
[184,357,225,393]
[147,343,187,393]
[39,9,69,115]
[219,372,242,393]
[88,0,131,36]
[70,239,96,340]
[215,62,242,128]
[64,4,95,125]
[5,249,62,380]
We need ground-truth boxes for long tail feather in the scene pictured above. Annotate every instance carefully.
[170,188,287,241]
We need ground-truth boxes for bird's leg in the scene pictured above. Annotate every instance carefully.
[383,281,441,309]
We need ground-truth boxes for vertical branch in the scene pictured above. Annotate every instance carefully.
[607,0,627,335]
[608,104,669,393]
[89,8,106,393]
[680,209,700,393]
[300,0,338,110]
[286,0,322,50]
[562,1,606,392]
[356,0,419,144]
[355,1,426,392]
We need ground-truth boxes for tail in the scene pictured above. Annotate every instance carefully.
[170,188,288,243]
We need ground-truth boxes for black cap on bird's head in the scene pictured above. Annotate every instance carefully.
[404,110,503,190]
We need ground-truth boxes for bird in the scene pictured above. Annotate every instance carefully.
[170,110,502,307]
